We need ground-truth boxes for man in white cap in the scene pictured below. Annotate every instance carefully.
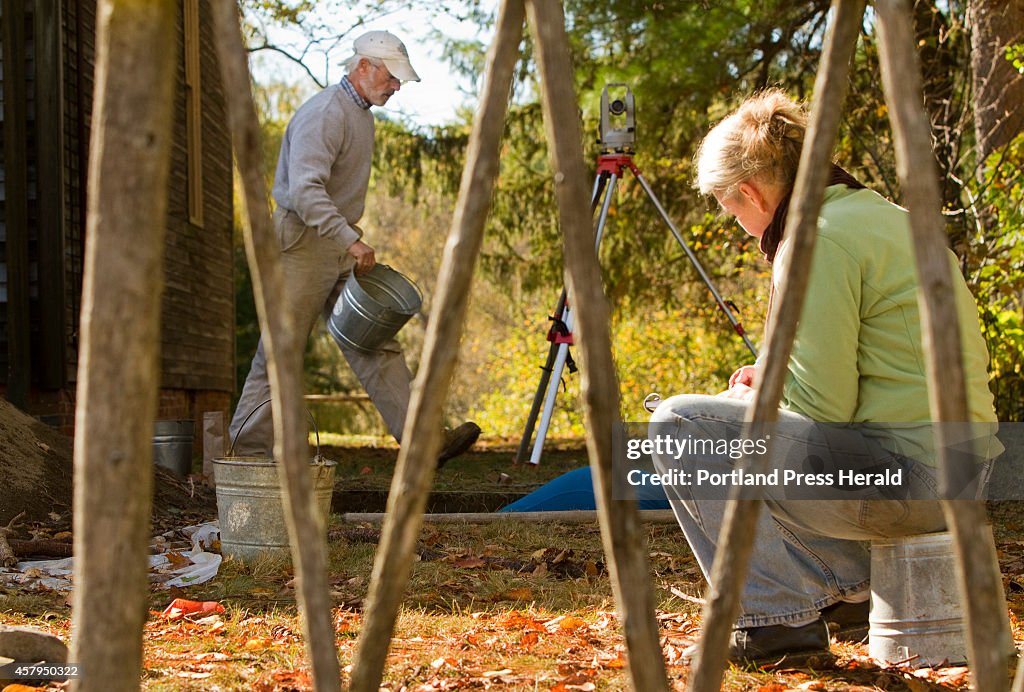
[230,30,480,467]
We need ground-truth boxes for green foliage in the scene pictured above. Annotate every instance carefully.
[967,134,1024,421]
[1006,43,1024,74]
[467,298,765,437]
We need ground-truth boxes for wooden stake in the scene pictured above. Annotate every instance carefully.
[210,1,339,688]
[876,2,1009,690]
[69,2,177,689]
[687,2,866,690]
[524,0,670,689]
[348,1,526,689]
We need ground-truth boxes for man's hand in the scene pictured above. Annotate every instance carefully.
[347,240,376,275]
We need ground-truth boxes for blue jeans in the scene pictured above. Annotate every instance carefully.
[649,394,946,628]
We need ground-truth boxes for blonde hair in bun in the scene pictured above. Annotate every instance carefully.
[695,88,807,198]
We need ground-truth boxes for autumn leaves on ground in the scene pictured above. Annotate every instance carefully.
[1,443,1023,691]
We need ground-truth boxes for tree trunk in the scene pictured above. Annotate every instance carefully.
[969,0,1024,161]
[68,1,177,690]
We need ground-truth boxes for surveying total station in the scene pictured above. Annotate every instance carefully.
[515,84,759,466]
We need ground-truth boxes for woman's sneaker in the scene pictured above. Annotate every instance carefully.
[820,600,870,642]
[728,618,832,665]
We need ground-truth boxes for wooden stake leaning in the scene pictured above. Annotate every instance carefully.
[348,0,526,689]
[876,1,1009,690]
[686,2,867,690]
[210,1,340,689]
[350,1,668,689]
[69,2,177,690]
[525,0,669,689]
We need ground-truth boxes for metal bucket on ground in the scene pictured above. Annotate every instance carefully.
[213,401,336,561]
[869,529,1011,667]
[152,420,194,476]
[213,456,335,561]
[327,264,422,354]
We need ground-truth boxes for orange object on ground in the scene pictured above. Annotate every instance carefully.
[160,598,225,620]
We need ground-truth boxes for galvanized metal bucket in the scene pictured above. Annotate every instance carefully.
[213,401,335,561]
[152,419,194,476]
[869,529,1012,667]
[213,455,335,561]
[327,264,422,354]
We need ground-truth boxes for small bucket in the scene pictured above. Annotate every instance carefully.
[213,401,336,561]
[327,264,422,354]
[869,528,1014,668]
[152,419,194,476]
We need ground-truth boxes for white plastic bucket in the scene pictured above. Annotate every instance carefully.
[327,264,422,354]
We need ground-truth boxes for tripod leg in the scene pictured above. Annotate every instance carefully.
[514,298,564,464]
[530,340,571,464]
[635,171,759,358]
[516,171,615,463]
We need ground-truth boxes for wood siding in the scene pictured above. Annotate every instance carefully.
[0,0,234,414]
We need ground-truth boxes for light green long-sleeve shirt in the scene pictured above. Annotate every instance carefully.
[772,185,997,464]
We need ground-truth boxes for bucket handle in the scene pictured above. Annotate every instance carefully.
[228,398,321,459]
[354,263,424,308]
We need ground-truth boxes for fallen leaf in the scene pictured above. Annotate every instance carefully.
[518,631,540,649]
[245,637,273,651]
[601,653,626,669]
[558,615,588,631]
[194,652,229,661]
[164,551,192,569]
[360,466,373,475]
[177,671,213,679]
[453,557,487,569]
[498,587,534,601]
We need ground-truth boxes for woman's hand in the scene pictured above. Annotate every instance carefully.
[729,364,759,389]
[717,382,755,401]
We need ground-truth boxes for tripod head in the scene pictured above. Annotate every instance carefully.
[599,84,635,154]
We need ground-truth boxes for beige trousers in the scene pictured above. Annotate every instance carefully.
[228,208,412,456]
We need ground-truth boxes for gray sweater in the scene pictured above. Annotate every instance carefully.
[271,83,375,250]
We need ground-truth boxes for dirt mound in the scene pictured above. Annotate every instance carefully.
[0,399,216,526]
[0,399,74,524]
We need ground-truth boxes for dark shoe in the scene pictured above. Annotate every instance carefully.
[436,422,481,469]
[728,618,832,665]
[821,599,870,643]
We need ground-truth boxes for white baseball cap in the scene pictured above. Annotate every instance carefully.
[348,30,420,82]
